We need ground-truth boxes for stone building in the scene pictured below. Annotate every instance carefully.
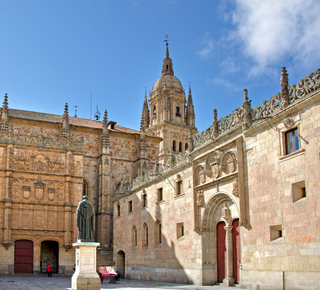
[0,43,196,275]
[113,62,320,290]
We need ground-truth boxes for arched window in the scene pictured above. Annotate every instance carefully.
[117,203,120,217]
[173,140,176,152]
[83,180,88,197]
[179,142,182,152]
[185,143,188,151]
[143,223,148,247]
[132,226,137,247]
[155,220,162,244]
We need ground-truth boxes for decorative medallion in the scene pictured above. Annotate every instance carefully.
[284,117,294,129]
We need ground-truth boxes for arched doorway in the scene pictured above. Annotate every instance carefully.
[40,241,59,273]
[201,193,241,286]
[232,219,241,284]
[14,240,33,273]
[116,250,125,278]
[217,222,226,282]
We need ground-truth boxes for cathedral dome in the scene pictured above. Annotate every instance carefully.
[152,74,183,92]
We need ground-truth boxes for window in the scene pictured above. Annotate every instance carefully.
[157,187,163,202]
[132,226,137,247]
[177,222,184,239]
[152,106,156,119]
[179,142,182,152]
[143,223,148,246]
[285,128,300,154]
[292,180,306,202]
[142,192,147,208]
[128,200,133,213]
[270,225,283,241]
[83,180,88,197]
[155,220,162,244]
[173,140,176,152]
[176,105,181,117]
[176,179,182,195]
[117,203,120,217]
[185,143,188,151]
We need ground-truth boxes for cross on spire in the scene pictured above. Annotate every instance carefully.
[164,34,169,46]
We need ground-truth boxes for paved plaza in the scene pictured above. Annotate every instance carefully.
[0,275,240,290]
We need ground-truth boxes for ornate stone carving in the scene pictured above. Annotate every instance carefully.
[226,153,236,174]
[48,188,55,201]
[23,186,31,199]
[232,178,239,197]
[196,190,204,207]
[35,179,45,200]
[221,203,231,222]
[284,117,294,129]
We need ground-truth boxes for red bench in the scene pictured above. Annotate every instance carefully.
[98,266,119,283]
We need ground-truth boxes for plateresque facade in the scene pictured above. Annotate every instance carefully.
[1,43,320,290]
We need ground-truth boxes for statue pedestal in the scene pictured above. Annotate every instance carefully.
[71,242,101,290]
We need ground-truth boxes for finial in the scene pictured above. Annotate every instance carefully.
[103,109,108,125]
[74,105,77,118]
[3,93,8,108]
[94,104,101,121]
[244,89,248,102]
[213,109,217,122]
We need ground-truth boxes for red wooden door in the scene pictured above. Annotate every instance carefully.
[217,222,226,282]
[232,219,241,284]
[14,240,33,273]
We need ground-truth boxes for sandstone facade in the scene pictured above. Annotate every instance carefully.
[113,65,320,290]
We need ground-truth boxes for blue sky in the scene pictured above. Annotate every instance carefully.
[1,0,319,133]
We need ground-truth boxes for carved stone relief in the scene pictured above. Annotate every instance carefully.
[232,178,239,197]
[11,149,68,174]
[35,179,45,200]
[196,190,205,207]
[23,186,31,199]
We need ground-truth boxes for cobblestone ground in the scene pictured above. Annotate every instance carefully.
[0,275,240,290]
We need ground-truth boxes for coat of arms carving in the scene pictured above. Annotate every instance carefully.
[35,180,45,200]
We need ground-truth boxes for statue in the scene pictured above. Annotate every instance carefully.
[76,195,95,242]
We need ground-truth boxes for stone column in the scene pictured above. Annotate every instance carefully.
[71,242,101,290]
[223,225,234,287]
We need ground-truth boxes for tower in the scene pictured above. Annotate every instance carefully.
[144,42,197,162]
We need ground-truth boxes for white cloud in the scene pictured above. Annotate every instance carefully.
[230,0,320,72]
[197,32,214,59]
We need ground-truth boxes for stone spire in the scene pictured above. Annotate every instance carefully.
[142,91,150,128]
[243,89,252,130]
[101,110,110,149]
[280,67,289,108]
[138,115,148,176]
[161,41,174,76]
[0,93,9,133]
[61,103,70,138]
[186,86,195,127]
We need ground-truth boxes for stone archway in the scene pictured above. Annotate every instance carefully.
[40,241,59,273]
[201,193,240,286]
[116,250,125,278]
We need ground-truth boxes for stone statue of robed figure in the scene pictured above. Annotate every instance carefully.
[76,195,95,242]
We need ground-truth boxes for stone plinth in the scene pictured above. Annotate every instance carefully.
[71,242,100,290]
